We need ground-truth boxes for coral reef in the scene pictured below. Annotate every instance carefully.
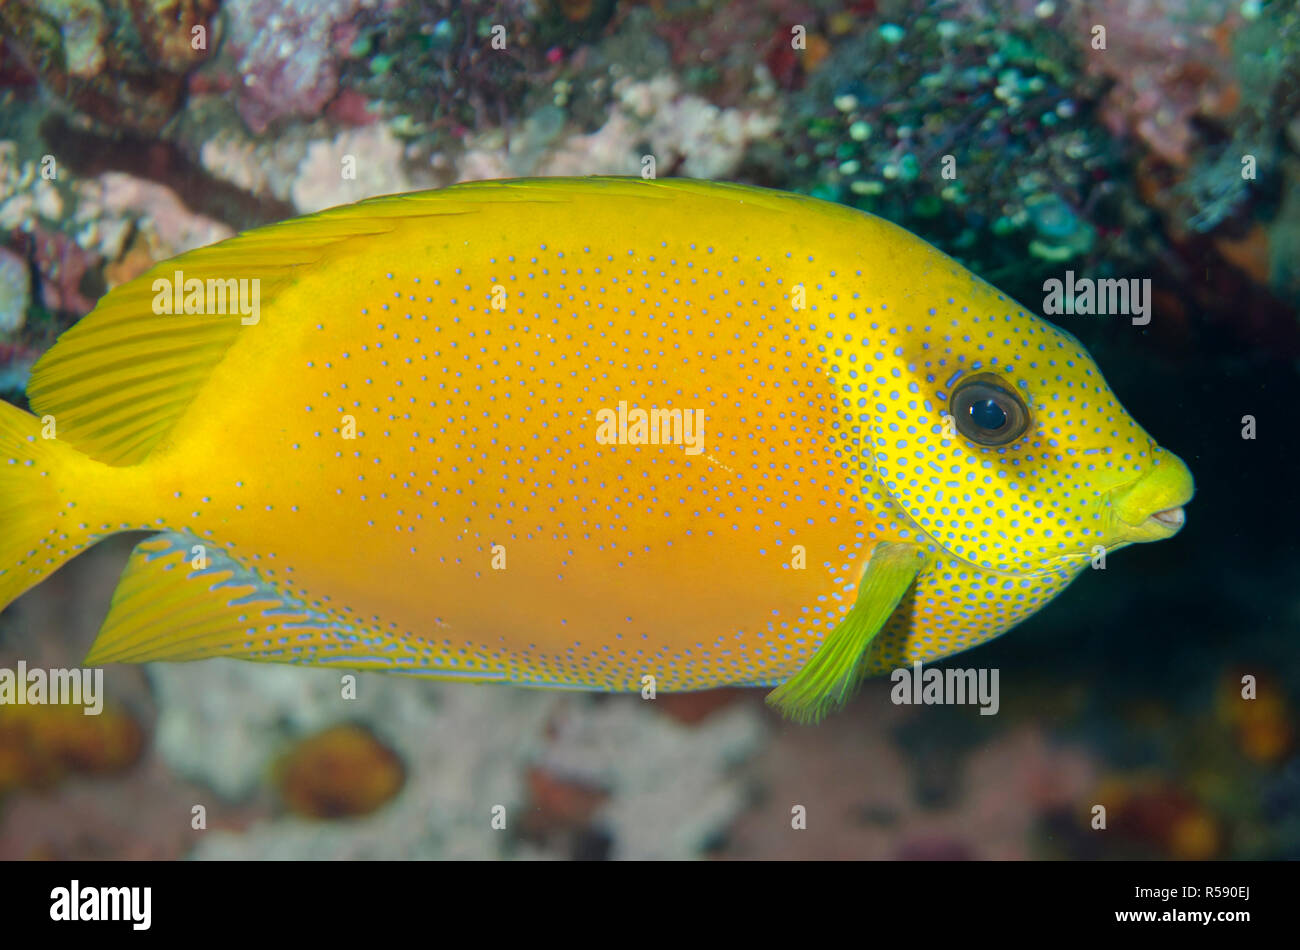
[1083,0,1242,168]
[223,0,373,134]
[0,246,29,334]
[17,225,101,316]
[340,0,548,151]
[1069,0,1300,303]
[531,695,765,860]
[645,0,849,101]
[721,685,1099,860]
[74,171,233,262]
[0,0,219,132]
[290,122,425,212]
[0,140,63,231]
[0,128,235,335]
[752,0,1138,303]
[146,660,766,859]
[0,702,144,794]
[274,723,405,819]
[458,75,779,180]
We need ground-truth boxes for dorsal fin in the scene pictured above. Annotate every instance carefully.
[26,179,562,465]
[26,200,410,464]
[27,177,822,466]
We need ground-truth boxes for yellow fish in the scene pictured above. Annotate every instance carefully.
[0,178,1193,721]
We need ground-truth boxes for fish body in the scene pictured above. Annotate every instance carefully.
[0,178,1193,717]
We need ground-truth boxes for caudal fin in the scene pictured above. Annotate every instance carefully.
[0,400,108,612]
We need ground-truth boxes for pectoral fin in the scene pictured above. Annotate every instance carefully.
[766,542,925,723]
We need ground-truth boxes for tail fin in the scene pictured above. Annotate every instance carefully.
[0,400,110,612]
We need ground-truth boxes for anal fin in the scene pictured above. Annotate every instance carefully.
[83,532,502,680]
[85,533,336,665]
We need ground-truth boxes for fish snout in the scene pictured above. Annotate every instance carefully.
[1108,448,1195,543]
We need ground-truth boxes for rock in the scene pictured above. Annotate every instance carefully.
[0,248,30,334]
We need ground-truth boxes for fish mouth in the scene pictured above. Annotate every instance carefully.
[1108,447,1194,543]
[1142,505,1187,538]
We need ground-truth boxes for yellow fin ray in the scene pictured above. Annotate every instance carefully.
[85,535,329,665]
[27,197,449,464]
[766,542,925,723]
[84,533,507,683]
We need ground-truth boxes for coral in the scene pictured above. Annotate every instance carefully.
[341,0,546,149]
[0,0,1292,867]
[761,0,1136,302]
[456,75,779,181]
[0,163,231,324]
[531,696,766,860]
[645,0,844,101]
[0,140,65,232]
[72,170,233,266]
[17,224,99,315]
[198,131,310,208]
[0,756,262,860]
[519,764,609,839]
[199,136,277,198]
[1216,670,1295,766]
[1091,774,1224,860]
[0,246,29,334]
[290,123,425,213]
[1065,0,1300,303]
[0,0,219,132]
[0,702,145,794]
[1077,0,1242,168]
[1026,192,1097,261]
[721,686,1098,860]
[616,74,780,178]
[143,659,765,859]
[223,0,373,134]
[274,723,405,819]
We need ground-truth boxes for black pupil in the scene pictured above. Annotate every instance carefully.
[968,397,1007,430]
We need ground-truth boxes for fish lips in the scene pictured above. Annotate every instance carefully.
[1108,447,1195,543]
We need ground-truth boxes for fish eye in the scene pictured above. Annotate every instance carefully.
[949,373,1030,447]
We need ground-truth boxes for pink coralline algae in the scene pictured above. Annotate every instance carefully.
[1077,0,1242,167]
[225,0,370,134]
[22,226,100,317]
